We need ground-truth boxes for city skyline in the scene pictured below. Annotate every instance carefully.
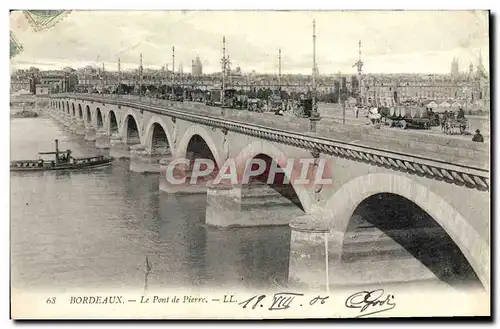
[10,10,489,75]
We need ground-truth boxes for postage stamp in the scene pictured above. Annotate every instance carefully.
[22,10,71,32]
[9,31,23,58]
[9,9,491,320]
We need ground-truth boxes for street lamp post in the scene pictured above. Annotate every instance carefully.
[343,97,346,125]
[309,19,321,133]
[117,57,121,96]
[220,36,227,113]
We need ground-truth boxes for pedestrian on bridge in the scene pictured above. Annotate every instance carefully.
[472,129,484,143]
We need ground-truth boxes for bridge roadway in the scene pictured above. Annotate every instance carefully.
[46,93,490,291]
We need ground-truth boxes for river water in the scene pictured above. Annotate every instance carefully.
[11,115,484,295]
[11,117,291,292]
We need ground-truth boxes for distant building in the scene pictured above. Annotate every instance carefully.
[10,77,31,93]
[63,66,76,73]
[450,57,459,79]
[39,71,77,93]
[476,51,486,79]
[192,55,203,77]
[35,83,51,95]
[468,62,474,79]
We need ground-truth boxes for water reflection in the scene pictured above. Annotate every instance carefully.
[11,117,290,292]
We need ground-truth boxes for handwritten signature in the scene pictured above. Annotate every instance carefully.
[345,289,396,317]
[239,293,329,311]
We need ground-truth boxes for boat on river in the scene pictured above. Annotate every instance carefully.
[10,139,113,172]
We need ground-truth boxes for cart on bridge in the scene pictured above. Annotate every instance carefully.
[443,115,470,135]
[379,105,432,130]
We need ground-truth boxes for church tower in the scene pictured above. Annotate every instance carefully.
[450,57,459,78]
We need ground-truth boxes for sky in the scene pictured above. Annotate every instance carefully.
[9,10,490,75]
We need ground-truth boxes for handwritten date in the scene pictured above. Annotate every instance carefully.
[239,293,329,311]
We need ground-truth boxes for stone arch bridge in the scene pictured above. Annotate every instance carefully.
[47,94,490,291]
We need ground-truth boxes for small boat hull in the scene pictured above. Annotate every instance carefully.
[10,157,114,172]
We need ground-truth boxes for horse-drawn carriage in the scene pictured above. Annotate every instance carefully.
[232,94,248,109]
[247,98,263,112]
[268,95,283,111]
[441,112,470,135]
[292,98,313,118]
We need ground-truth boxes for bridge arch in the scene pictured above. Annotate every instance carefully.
[95,107,104,129]
[143,117,173,154]
[122,113,142,144]
[176,124,222,168]
[234,141,313,214]
[84,105,91,124]
[77,104,83,119]
[107,110,119,135]
[322,173,489,290]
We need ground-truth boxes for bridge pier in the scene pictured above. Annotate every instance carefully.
[69,117,80,133]
[61,114,72,128]
[95,129,111,149]
[84,125,97,141]
[129,146,172,173]
[109,134,130,159]
[205,181,304,228]
[74,118,86,136]
[55,110,64,122]
[60,113,68,125]
[288,215,344,290]
[158,157,208,195]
